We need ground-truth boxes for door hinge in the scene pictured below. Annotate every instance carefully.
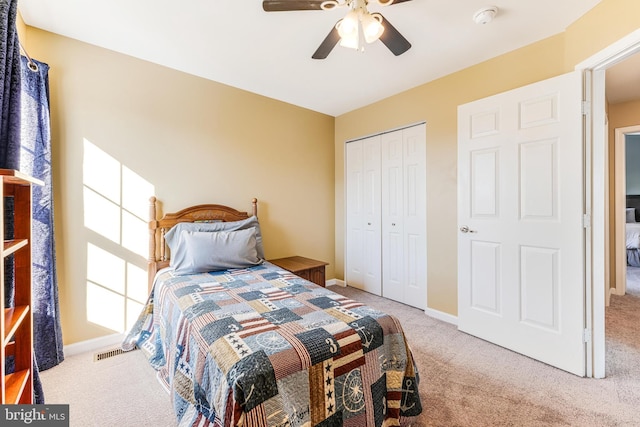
[581,100,591,116]
[583,214,591,228]
[583,329,592,343]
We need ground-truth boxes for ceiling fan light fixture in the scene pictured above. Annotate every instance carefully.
[320,0,340,10]
[362,12,385,43]
[338,30,359,49]
[337,9,359,39]
[336,18,360,49]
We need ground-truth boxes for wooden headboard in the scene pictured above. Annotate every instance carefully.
[147,196,258,290]
[627,195,640,222]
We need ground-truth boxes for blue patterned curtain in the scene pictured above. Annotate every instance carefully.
[0,0,20,168]
[20,56,64,378]
[2,0,46,404]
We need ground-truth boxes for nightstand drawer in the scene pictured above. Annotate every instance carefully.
[269,256,329,287]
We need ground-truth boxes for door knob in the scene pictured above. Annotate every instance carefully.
[460,225,476,233]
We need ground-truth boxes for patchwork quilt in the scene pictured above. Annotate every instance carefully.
[123,262,422,427]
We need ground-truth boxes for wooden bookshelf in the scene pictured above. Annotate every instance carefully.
[0,170,42,405]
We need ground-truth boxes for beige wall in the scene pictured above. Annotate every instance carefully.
[22,0,640,344]
[23,28,335,345]
[334,0,640,316]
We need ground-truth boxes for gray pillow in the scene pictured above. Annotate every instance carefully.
[627,208,636,223]
[171,227,263,275]
[165,216,265,259]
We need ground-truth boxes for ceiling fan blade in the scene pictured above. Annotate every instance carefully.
[312,25,341,59]
[263,1,326,11]
[378,15,411,56]
[387,0,412,4]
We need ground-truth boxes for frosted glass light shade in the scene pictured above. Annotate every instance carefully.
[362,13,384,43]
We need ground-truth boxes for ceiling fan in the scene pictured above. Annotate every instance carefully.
[262,0,412,59]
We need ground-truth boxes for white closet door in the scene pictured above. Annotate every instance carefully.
[402,124,427,309]
[381,130,405,303]
[381,124,427,309]
[346,136,382,295]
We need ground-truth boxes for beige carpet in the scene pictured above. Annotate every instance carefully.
[40,282,640,426]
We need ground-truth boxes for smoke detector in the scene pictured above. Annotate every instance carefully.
[473,6,498,25]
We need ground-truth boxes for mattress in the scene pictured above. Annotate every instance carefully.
[627,223,640,249]
[123,261,422,426]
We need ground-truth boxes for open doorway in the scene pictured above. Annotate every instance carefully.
[578,28,640,378]
[614,126,640,300]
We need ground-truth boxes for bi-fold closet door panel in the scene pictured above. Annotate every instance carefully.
[346,135,382,296]
[381,125,427,309]
[346,123,426,309]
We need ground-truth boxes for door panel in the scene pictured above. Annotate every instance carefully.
[381,125,427,309]
[382,130,404,302]
[346,142,364,288]
[520,246,558,330]
[458,71,585,376]
[346,136,381,295]
[470,241,501,314]
[402,125,427,309]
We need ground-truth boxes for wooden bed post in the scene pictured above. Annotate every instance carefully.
[148,196,158,292]
[252,198,258,218]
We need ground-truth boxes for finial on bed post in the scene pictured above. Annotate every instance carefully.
[252,198,258,217]
[149,196,157,262]
[148,196,158,291]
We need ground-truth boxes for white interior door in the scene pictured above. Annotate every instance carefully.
[458,71,586,376]
[346,136,382,295]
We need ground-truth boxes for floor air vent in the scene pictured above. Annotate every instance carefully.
[93,346,136,362]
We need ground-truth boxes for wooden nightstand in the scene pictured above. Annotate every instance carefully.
[269,256,329,287]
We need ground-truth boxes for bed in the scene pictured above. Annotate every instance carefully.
[627,206,640,267]
[123,197,422,427]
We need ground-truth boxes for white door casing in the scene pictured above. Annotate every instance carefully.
[614,125,640,299]
[576,27,640,379]
[458,71,586,376]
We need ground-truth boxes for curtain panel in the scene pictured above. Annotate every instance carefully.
[20,56,64,374]
[0,0,21,170]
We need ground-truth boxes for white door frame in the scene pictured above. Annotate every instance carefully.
[576,28,640,379]
[614,125,640,299]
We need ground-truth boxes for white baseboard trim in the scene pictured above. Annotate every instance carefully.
[326,278,346,287]
[64,333,125,356]
[424,307,458,325]
[62,289,454,356]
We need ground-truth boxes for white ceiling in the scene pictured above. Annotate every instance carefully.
[18,0,615,116]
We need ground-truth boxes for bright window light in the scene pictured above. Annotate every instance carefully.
[122,210,147,257]
[82,138,156,334]
[122,166,154,220]
[87,243,125,294]
[127,263,148,304]
[87,282,125,332]
[84,187,121,243]
[83,139,121,204]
